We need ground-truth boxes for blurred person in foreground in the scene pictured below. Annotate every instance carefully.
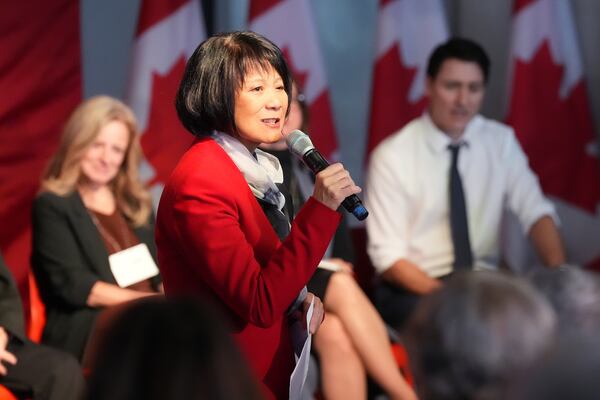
[366,38,565,331]
[509,267,600,400]
[155,31,362,399]
[0,253,83,400]
[405,271,556,400]
[260,82,415,399]
[528,265,600,336]
[512,334,600,400]
[32,96,162,361]
[86,297,263,400]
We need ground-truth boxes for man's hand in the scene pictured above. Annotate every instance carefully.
[0,327,17,376]
[382,259,442,295]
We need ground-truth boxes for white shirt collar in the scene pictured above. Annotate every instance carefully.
[423,113,484,154]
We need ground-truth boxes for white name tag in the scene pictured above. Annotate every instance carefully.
[108,243,159,288]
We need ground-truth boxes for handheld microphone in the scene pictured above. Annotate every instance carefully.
[286,130,368,221]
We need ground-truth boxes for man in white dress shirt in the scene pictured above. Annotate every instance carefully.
[365,38,565,330]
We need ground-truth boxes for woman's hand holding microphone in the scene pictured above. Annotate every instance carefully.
[312,163,362,212]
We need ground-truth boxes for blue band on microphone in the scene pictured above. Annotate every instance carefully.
[352,204,369,221]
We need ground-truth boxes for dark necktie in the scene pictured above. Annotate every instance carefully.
[448,143,473,269]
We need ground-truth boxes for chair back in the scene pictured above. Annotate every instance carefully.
[26,270,46,342]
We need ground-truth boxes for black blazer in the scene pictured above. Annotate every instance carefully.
[31,191,159,360]
[0,254,25,340]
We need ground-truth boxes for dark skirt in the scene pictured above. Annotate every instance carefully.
[307,268,334,302]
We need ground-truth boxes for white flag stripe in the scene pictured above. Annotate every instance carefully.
[376,0,448,102]
[127,1,205,133]
[511,0,583,99]
[506,0,600,269]
[250,0,326,103]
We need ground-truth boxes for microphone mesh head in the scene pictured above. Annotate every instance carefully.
[285,130,314,158]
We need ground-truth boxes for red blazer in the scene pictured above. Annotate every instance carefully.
[156,137,341,399]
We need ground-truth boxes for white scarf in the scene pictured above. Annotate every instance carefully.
[215,133,308,370]
[213,132,286,211]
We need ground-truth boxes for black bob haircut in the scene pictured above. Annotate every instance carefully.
[426,38,491,83]
[176,31,292,137]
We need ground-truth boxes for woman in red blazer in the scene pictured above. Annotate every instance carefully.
[155,31,362,399]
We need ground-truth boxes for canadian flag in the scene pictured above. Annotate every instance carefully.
[506,0,600,268]
[366,0,448,156]
[354,0,448,292]
[126,0,206,205]
[0,1,81,293]
[248,0,339,161]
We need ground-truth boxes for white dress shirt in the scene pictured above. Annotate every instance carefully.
[365,113,556,278]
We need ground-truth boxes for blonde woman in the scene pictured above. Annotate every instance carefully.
[32,96,161,360]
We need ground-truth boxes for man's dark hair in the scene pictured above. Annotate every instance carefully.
[426,38,491,82]
[176,31,292,137]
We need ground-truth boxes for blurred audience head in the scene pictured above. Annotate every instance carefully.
[404,271,556,400]
[86,297,263,400]
[528,265,600,336]
[427,37,490,83]
[42,95,151,225]
[512,334,600,400]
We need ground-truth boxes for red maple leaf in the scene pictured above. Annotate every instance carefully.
[281,46,309,93]
[512,0,537,14]
[307,91,337,160]
[140,56,195,186]
[281,47,338,160]
[248,0,283,20]
[0,1,81,297]
[366,43,428,158]
[507,41,600,213]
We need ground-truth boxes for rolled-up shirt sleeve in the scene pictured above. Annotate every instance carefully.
[503,130,558,234]
[365,145,410,274]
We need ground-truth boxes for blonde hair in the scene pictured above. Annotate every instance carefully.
[42,95,152,226]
